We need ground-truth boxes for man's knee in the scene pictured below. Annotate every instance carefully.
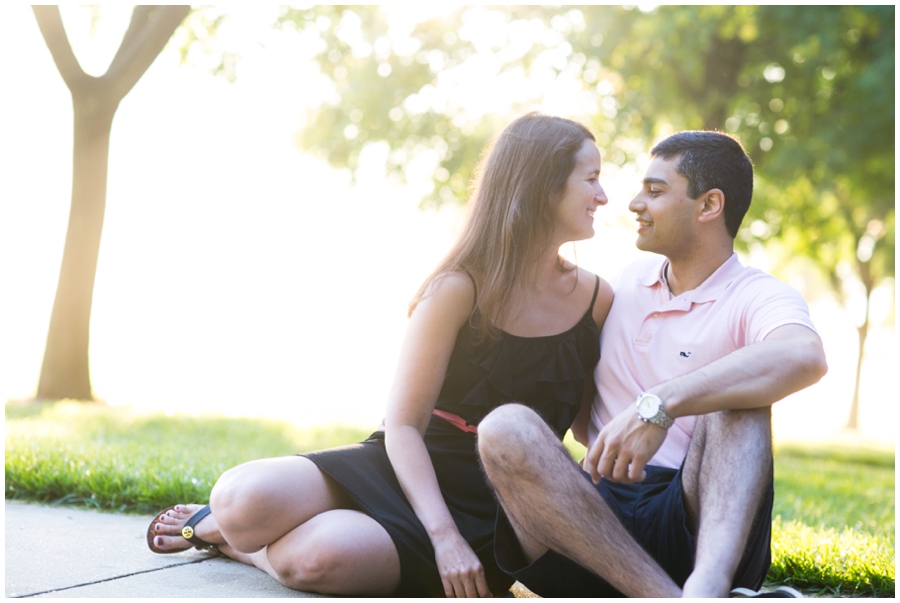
[478,403,552,480]
[695,406,772,448]
[685,408,774,501]
[686,408,773,483]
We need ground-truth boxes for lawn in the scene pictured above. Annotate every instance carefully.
[768,442,895,597]
[5,400,895,597]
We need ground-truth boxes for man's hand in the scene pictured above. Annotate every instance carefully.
[584,410,667,484]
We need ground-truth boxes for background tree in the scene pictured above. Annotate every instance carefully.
[289,5,894,429]
[577,5,894,429]
[33,5,190,401]
[32,5,892,424]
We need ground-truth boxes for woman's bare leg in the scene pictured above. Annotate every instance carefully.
[210,455,360,553]
[149,455,402,595]
[149,456,352,553]
[260,509,401,595]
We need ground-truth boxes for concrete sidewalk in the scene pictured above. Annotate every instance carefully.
[5,501,327,598]
[3,501,823,598]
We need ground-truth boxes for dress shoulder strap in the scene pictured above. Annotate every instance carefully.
[462,268,478,308]
[588,274,600,312]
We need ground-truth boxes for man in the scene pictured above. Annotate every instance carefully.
[477,131,827,598]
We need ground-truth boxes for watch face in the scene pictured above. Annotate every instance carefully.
[637,394,658,418]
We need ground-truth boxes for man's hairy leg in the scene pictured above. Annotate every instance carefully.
[478,404,682,598]
[680,407,773,598]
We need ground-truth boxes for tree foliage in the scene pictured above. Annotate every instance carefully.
[287,6,892,426]
[576,5,895,426]
[33,6,892,418]
[290,6,892,224]
[281,6,510,207]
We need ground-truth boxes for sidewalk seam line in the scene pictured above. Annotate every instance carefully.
[12,558,211,598]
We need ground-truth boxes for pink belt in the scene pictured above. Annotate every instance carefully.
[432,409,478,434]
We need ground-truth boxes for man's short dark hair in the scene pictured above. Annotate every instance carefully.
[651,131,753,238]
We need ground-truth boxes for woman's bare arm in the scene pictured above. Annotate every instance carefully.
[383,272,491,597]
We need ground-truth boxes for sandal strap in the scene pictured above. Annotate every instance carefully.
[180,505,215,549]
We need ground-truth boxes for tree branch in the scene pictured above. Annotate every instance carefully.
[32,5,91,92]
[104,5,191,101]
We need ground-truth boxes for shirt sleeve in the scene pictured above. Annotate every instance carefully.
[735,273,818,345]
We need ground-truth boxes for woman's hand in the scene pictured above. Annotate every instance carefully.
[383,272,490,596]
[432,529,492,597]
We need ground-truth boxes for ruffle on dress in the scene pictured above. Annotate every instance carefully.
[455,313,600,420]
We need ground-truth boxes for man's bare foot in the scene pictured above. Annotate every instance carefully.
[149,504,225,552]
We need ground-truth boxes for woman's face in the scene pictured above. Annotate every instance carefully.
[550,139,607,244]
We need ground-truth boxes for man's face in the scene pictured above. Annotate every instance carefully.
[627,155,700,258]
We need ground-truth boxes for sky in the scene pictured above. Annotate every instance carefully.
[0,5,894,444]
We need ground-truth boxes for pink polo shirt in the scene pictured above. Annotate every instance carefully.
[588,253,817,469]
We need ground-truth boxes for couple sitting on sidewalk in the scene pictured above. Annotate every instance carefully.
[147,114,826,598]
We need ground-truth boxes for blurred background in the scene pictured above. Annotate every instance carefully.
[1,5,894,443]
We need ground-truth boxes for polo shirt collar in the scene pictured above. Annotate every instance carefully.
[639,253,743,304]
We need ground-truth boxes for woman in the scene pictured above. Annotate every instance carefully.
[147,112,614,597]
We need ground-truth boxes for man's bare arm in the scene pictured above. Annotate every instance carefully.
[655,324,827,419]
[585,324,827,484]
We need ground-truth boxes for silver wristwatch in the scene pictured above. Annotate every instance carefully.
[635,392,674,429]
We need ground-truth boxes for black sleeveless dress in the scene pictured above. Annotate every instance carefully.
[303,275,601,596]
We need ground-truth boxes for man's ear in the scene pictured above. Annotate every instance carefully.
[698,188,725,223]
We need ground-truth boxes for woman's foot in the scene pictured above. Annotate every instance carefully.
[148,504,225,553]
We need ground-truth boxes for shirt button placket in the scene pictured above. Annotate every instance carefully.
[635,309,664,347]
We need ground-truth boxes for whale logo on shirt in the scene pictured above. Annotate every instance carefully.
[679,351,692,358]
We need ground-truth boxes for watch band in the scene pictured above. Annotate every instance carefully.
[636,392,674,429]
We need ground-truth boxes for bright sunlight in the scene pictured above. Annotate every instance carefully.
[0,5,894,444]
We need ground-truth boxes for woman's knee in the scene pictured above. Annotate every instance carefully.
[211,463,249,508]
[269,540,341,592]
[209,459,283,533]
[267,513,400,595]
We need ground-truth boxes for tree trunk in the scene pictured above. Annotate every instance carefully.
[33,5,190,401]
[700,33,745,130]
[845,258,873,431]
[37,95,118,400]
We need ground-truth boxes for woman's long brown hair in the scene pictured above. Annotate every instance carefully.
[409,113,595,342]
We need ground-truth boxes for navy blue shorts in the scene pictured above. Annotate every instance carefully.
[494,464,773,597]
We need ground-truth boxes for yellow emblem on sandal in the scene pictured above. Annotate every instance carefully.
[182,526,194,539]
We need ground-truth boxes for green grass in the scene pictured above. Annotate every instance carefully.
[6,401,895,597]
[769,443,895,597]
[4,401,371,514]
